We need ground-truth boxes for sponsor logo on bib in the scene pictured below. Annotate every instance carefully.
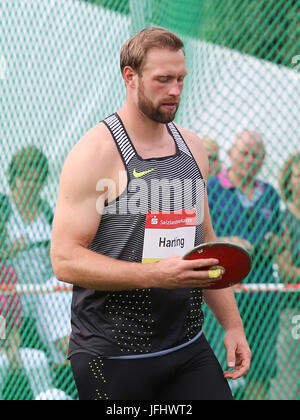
[142,209,197,263]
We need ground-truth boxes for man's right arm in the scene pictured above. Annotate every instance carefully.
[50,125,220,291]
[50,125,151,291]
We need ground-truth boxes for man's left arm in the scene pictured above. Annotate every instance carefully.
[194,134,251,379]
[180,128,252,379]
[203,287,251,379]
[202,189,251,379]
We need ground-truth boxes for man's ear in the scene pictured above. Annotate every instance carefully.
[122,66,137,88]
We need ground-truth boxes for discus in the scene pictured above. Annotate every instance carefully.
[183,241,252,289]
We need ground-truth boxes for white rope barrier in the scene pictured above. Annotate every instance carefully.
[0,284,73,294]
[0,283,299,294]
[233,284,300,293]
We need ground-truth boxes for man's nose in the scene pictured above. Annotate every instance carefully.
[168,81,182,96]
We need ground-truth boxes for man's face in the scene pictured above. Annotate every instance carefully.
[229,132,265,180]
[136,48,187,123]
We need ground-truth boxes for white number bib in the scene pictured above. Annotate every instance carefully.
[142,209,197,263]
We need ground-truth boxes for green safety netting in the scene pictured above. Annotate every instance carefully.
[0,0,299,400]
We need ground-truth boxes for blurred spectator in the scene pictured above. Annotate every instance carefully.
[267,152,300,400]
[5,146,71,366]
[0,193,71,400]
[275,152,300,281]
[202,137,222,177]
[0,194,21,340]
[0,195,22,355]
[207,130,282,399]
[0,194,11,261]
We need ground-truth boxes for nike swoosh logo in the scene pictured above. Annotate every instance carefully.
[133,168,156,178]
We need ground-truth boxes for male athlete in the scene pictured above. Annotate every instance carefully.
[51,27,251,400]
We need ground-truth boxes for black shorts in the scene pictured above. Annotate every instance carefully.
[70,334,233,400]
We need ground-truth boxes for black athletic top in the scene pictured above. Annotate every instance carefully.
[68,113,206,358]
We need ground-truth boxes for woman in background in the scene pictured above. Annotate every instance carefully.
[0,193,65,400]
[275,152,300,281]
[266,152,300,400]
[6,146,71,365]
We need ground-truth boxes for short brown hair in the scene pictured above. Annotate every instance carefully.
[120,26,184,76]
[8,145,49,190]
[279,152,300,202]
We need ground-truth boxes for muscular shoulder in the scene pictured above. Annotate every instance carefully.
[173,123,209,180]
[62,122,121,184]
[56,122,124,206]
[68,122,119,169]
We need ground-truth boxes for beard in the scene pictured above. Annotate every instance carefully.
[137,80,179,124]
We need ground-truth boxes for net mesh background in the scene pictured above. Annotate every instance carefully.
[0,0,299,400]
